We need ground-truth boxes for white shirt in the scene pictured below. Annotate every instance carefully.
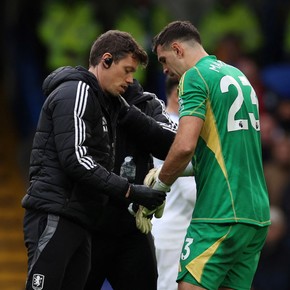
[152,113,196,249]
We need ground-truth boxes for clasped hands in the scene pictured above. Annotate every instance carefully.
[135,167,170,234]
[132,162,194,233]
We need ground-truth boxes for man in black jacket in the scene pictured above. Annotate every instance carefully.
[85,80,177,290]
[22,30,166,290]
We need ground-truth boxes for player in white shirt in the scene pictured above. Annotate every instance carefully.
[152,77,196,290]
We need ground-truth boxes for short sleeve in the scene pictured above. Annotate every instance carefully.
[178,68,208,120]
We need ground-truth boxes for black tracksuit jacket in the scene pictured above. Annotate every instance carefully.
[22,66,175,231]
[22,66,130,229]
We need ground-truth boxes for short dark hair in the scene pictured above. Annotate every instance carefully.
[89,30,148,67]
[152,21,201,53]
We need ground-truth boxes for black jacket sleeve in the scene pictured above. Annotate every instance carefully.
[118,94,177,160]
[49,81,129,199]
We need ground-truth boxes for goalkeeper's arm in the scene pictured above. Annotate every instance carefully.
[145,162,194,192]
[158,115,203,186]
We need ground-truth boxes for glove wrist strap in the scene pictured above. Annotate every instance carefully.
[153,178,170,192]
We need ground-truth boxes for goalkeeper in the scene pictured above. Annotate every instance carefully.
[145,20,271,290]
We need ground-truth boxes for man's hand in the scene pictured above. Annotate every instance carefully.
[134,167,170,234]
[136,206,152,234]
[141,201,165,218]
[140,167,170,221]
[135,163,194,233]
[144,167,160,188]
[127,184,166,210]
[135,202,166,234]
[144,167,171,192]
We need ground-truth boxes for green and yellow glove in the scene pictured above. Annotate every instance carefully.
[135,163,194,234]
[135,206,152,234]
[136,167,170,234]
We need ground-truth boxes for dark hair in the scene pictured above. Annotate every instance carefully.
[165,77,179,98]
[89,30,148,67]
[152,21,201,53]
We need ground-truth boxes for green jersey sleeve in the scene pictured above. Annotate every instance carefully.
[179,67,207,120]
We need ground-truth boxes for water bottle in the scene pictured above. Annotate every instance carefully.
[120,156,136,183]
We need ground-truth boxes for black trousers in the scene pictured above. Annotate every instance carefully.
[23,210,91,290]
[84,230,158,290]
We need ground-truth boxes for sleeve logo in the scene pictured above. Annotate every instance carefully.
[32,274,45,290]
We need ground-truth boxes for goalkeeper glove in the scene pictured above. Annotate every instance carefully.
[140,167,170,221]
[135,202,166,234]
[144,162,194,187]
[136,206,152,234]
[136,162,194,233]
[144,167,171,192]
[136,167,170,234]
[135,167,168,234]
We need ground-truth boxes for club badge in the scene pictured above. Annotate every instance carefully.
[32,274,45,290]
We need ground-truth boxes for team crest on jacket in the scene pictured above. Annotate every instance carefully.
[102,116,108,132]
[32,274,45,290]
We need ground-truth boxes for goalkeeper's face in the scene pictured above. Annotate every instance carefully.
[156,44,183,80]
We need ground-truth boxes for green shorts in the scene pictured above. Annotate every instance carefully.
[177,222,268,290]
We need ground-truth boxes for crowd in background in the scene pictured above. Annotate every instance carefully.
[1,0,290,140]
[1,0,290,289]
[210,18,290,289]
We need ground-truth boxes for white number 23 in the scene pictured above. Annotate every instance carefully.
[220,75,260,132]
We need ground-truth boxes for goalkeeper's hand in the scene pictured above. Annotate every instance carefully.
[144,167,171,192]
[141,166,170,219]
[135,206,152,234]
[135,202,166,234]
[135,162,194,233]
[136,162,195,233]
[145,162,194,187]
[135,167,169,234]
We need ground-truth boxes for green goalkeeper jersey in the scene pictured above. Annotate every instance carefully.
[179,55,270,227]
